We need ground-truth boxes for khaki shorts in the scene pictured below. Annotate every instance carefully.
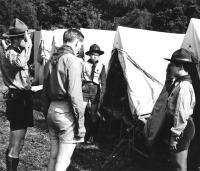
[47,101,85,143]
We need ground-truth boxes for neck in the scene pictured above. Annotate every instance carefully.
[12,41,19,49]
[65,43,76,53]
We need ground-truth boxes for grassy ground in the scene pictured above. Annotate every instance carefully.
[0,109,149,171]
[0,72,148,171]
[0,72,185,171]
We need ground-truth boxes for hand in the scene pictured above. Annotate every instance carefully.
[170,137,178,151]
[24,31,32,47]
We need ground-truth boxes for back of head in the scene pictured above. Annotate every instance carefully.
[63,28,84,43]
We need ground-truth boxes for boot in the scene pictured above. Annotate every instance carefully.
[6,154,19,171]
[91,120,99,142]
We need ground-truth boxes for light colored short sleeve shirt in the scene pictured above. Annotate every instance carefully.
[167,80,196,136]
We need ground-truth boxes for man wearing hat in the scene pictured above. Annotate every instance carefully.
[161,48,196,171]
[0,18,33,170]
[82,44,106,144]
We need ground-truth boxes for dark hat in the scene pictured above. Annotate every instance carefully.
[164,48,197,64]
[85,44,104,56]
[2,18,33,38]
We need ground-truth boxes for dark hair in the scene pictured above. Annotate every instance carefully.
[63,28,84,43]
[9,35,24,41]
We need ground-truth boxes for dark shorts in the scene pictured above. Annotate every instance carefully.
[176,117,195,152]
[6,89,33,131]
[161,116,195,153]
[82,83,100,103]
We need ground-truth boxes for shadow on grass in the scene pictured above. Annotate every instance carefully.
[34,118,48,132]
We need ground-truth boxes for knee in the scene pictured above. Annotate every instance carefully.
[20,140,24,148]
[10,140,20,150]
[50,148,58,160]
[50,151,57,160]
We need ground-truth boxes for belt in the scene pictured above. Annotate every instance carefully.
[9,88,30,93]
[83,81,98,86]
[51,95,68,101]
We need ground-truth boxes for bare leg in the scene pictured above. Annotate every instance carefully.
[8,129,27,158]
[171,150,188,171]
[55,143,76,171]
[6,129,27,171]
[91,103,98,123]
[47,139,59,171]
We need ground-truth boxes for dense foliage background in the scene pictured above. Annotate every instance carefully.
[0,0,200,33]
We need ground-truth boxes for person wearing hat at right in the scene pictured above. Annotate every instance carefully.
[0,18,33,171]
[82,44,106,144]
[162,48,196,171]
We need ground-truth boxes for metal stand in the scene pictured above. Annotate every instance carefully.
[101,122,149,169]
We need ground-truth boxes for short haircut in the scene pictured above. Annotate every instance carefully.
[9,35,24,42]
[63,28,84,43]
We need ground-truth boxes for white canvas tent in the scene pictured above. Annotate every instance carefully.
[181,18,200,61]
[33,28,115,84]
[181,18,200,130]
[143,18,200,166]
[105,26,184,117]
[181,18,200,169]
[33,29,67,84]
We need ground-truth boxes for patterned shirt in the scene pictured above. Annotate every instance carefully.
[0,45,32,90]
[167,79,195,136]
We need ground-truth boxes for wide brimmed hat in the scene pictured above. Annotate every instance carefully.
[2,18,34,38]
[164,48,197,64]
[85,44,104,56]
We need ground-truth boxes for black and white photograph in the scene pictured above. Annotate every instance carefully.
[0,0,200,170]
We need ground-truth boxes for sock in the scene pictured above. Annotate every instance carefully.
[7,156,19,171]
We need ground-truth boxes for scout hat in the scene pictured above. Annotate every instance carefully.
[85,44,104,56]
[2,18,33,38]
[164,48,197,64]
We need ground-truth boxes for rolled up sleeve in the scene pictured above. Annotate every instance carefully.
[67,58,84,119]
[171,87,195,136]
[6,45,32,69]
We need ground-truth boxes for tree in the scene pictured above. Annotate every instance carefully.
[33,0,52,29]
[0,0,38,29]
[114,9,152,29]
[105,0,146,7]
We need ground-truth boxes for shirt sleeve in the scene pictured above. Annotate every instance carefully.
[67,58,84,118]
[171,86,195,136]
[6,45,32,69]
[99,65,106,102]
[41,61,51,118]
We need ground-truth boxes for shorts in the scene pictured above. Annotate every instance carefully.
[82,83,100,103]
[176,117,195,152]
[6,89,33,131]
[47,101,85,143]
[162,116,195,152]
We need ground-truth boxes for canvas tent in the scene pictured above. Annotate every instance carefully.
[103,26,185,119]
[33,28,115,84]
[181,18,200,135]
[181,18,200,123]
[180,18,200,168]
[33,29,67,84]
